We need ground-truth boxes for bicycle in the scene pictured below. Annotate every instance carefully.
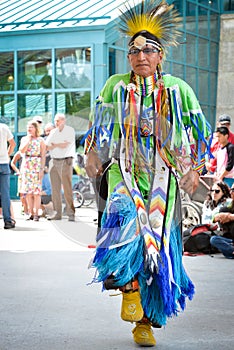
[181,176,213,231]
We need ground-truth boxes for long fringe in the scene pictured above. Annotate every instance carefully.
[138,269,167,326]
[169,224,195,309]
[92,235,145,288]
[91,192,145,288]
[138,220,195,326]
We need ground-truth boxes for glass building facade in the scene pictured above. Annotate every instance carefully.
[0,47,92,139]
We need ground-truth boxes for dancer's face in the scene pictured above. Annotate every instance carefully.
[128,45,163,78]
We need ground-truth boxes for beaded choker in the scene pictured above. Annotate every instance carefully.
[133,73,157,97]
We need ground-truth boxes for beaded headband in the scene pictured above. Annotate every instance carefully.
[128,35,162,51]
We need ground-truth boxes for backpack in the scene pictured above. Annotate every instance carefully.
[183,224,219,254]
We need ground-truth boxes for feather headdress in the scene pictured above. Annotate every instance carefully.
[119,0,181,49]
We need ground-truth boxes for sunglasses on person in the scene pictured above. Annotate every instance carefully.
[128,48,160,56]
[211,189,221,194]
[230,188,234,192]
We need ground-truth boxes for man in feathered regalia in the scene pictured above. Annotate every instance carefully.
[84,0,211,347]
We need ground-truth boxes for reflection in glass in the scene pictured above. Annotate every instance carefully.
[18,94,52,132]
[223,0,234,11]
[186,2,196,17]
[198,7,208,37]
[210,42,219,71]
[199,70,209,104]
[172,63,184,79]
[202,105,209,123]
[0,95,15,131]
[0,52,14,91]
[186,66,197,93]
[210,13,219,40]
[109,48,126,76]
[210,72,217,106]
[56,91,90,115]
[186,34,196,66]
[198,38,209,68]
[56,92,91,133]
[171,44,184,64]
[171,0,183,15]
[18,50,52,90]
[199,0,218,11]
[56,48,91,88]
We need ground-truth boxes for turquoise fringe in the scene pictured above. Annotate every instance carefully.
[92,192,145,287]
[169,223,195,309]
[91,191,195,325]
[93,235,144,288]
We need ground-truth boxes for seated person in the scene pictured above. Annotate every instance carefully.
[202,181,231,224]
[211,184,234,259]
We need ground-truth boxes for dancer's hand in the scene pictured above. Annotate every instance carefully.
[85,151,103,178]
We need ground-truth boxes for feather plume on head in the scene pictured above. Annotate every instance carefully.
[119,0,181,51]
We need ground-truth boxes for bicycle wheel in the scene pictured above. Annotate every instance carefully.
[83,199,94,207]
[73,191,84,208]
[182,202,202,230]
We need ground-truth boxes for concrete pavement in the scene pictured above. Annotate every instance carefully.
[0,201,233,350]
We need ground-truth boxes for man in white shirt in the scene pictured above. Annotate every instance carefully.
[45,113,76,221]
[0,122,16,229]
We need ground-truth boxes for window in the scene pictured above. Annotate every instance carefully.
[199,70,209,104]
[210,71,217,105]
[198,38,209,68]
[55,48,91,89]
[198,6,208,37]
[210,41,219,70]
[170,43,184,64]
[186,34,197,66]
[186,1,197,17]
[223,0,234,11]
[0,52,14,91]
[18,93,52,132]
[186,66,197,92]
[172,63,184,78]
[55,91,90,134]
[209,13,219,40]
[18,50,52,90]
[0,95,15,131]
[109,48,127,76]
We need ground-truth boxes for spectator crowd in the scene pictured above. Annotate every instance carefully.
[0,112,233,259]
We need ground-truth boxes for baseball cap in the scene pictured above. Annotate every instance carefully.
[218,114,231,125]
[33,115,43,124]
